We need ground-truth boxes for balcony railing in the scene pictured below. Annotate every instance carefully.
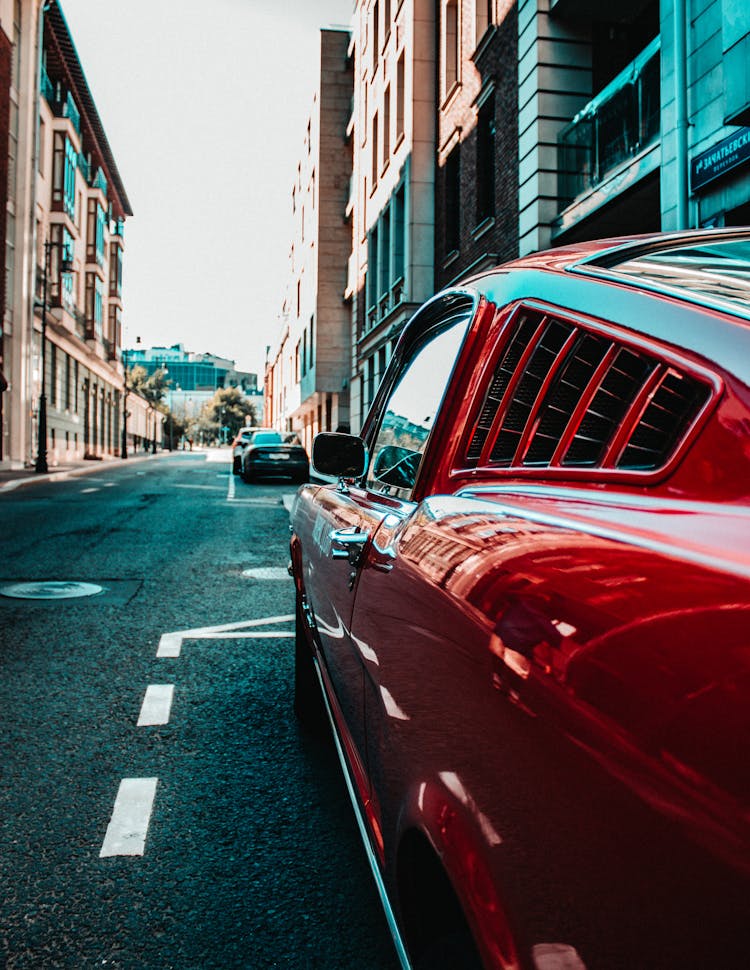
[40,64,55,104]
[78,153,90,181]
[41,67,82,137]
[64,92,81,135]
[91,168,108,197]
[558,37,660,207]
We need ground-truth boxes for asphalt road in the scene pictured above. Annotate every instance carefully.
[0,450,400,969]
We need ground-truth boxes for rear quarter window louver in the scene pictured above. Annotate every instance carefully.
[465,307,713,476]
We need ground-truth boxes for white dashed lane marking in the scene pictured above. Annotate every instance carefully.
[100,778,158,857]
[80,487,100,494]
[103,616,292,858]
[137,685,174,726]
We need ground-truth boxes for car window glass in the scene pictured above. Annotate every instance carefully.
[367,316,470,500]
[253,432,283,445]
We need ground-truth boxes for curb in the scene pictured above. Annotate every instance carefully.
[0,451,168,492]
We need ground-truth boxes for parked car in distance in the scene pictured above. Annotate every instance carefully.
[231,427,257,475]
[289,229,750,970]
[240,428,309,484]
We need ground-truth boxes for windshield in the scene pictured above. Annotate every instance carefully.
[252,432,283,445]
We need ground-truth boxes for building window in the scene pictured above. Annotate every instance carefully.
[445,144,461,253]
[52,133,76,219]
[396,51,405,142]
[444,0,459,95]
[476,92,496,224]
[65,353,71,409]
[12,0,20,89]
[475,0,494,46]
[366,355,375,408]
[380,204,391,299]
[296,278,301,318]
[302,330,307,376]
[362,78,368,148]
[5,211,15,326]
[373,0,380,69]
[309,315,314,370]
[108,304,122,356]
[86,198,106,267]
[383,84,391,164]
[85,272,104,340]
[368,225,379,312]
[295,341,300,381]
[384,0,391,38]
[49,223,74,308]
[393,184,405,283]
[372,110,379,187]
[49,342,57,406]
[109,243,122,297]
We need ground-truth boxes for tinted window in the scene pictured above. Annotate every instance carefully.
[252,432,283,445]
[367,313,470,499]
[583,238,750,319]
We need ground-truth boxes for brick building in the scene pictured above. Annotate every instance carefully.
[435,1,519,289]
[347,0,437,432]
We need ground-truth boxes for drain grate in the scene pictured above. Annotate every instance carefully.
[0,580,105,600]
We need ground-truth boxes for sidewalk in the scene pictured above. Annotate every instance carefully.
[0,451,164,492]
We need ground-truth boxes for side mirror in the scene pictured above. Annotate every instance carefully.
[312,433,367,479]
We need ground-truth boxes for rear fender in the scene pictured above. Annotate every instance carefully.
[396,776,525,970]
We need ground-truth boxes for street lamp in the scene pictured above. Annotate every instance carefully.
[121,336,141,459]
[152,361,168,454]
[35,238,73,473]
[167,382,180,451]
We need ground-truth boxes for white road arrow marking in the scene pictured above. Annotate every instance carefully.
[156,614,295,658]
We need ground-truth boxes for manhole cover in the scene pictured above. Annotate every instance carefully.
[0,581,105,600]
[241,567,289,581]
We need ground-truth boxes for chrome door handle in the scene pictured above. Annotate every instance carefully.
[330,528,369,562]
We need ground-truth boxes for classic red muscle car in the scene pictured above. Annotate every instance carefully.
[289,229,750,970]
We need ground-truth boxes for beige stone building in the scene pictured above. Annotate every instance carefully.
[347,0,436,432]
[0,0,134,469]
[265,27,353,452]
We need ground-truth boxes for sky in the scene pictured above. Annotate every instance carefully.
[59,0,354,378]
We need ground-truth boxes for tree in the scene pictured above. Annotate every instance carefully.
[128,365,171,406]
[198,387,258,444]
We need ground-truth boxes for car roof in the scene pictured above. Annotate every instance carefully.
[393,229,750,394]
[466,228,750,323]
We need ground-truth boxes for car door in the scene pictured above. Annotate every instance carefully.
[306,305,473,806]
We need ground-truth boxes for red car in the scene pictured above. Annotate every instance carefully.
[289,229,750,970]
